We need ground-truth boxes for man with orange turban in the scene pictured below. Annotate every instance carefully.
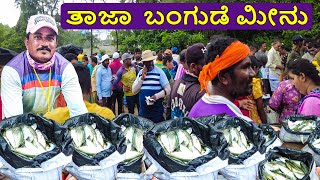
[188,36,255,121]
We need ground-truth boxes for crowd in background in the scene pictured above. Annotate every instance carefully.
[50,34,320,124]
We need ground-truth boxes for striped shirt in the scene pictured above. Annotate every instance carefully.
[1,51,87,118]
[133,67,169,122]
[137,67,168,91]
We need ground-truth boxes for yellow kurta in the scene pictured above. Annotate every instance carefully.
[249,78,263,124]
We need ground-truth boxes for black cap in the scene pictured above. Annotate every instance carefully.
[292,35,304,42]
[186,43,206,65]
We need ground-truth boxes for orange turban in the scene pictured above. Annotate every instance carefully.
[198,41,250,94]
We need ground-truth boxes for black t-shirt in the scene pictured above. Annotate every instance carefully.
[170,74,205,118]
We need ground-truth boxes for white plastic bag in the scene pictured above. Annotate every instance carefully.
[219,151,265,180]
[65,151,124,180]
[145,150,227,180]
[265,106,279,124]
[266,137,283,152]
[0,153,71,180]
[279,126,310,143]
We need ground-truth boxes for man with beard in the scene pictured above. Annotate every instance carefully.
[1,14,87,118]
[96,54,113,109]
[189,37,255,121]
[170,43,206,118]
[132,50,170,123]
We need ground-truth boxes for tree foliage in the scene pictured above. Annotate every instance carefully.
[113,0,320,52]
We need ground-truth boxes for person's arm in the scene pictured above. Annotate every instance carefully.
[150,69,170,100]
[1,66,23,118]
[268,82,283,112]
[152,84,171,100]
[132,70,143,95]
[61,64,88,117]
[256,97,267,124]
[96,68,102,100]
[113,68,123,91]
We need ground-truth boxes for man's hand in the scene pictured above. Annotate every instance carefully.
[98,99,103,106]
[123,86,130,92]
[141,66,147,81]
[239,99,254,111]
[277,65,285,70]
[150,95,157,101]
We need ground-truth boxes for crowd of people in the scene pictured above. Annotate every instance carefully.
[0,13,320,180]
[1,14,320,125]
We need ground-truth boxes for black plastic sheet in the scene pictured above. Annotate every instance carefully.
[113,113,154,174]
[257,124,277,153]
[0,113,65,168]
[208,116,265,164]
[258,147,315,180]
[63,113,126,166]
[144,117,228,173]
[307,129,320,156]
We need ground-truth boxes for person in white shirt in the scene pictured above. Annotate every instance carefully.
[266,39,284,94]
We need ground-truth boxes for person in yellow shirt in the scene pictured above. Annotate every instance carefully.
[248,56,267,124]
[44,64,115,124]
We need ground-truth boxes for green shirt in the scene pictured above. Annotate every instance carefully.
[162,67,172,82]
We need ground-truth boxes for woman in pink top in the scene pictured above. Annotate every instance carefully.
[287,59,320,116]
[174,49,187,80]
[269,80,301,122]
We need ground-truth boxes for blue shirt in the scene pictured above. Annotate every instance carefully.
[96,65,112,100]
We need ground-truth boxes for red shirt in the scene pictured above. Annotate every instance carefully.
[109,59,123,90]
[234,96,250,117]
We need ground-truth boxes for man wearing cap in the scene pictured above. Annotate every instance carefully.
[170,43,206,118]
[110,52,124,115]
[287,35,305,62]
[1,14,87,118]
[188,37,255,121]
[113,53,139,114]
[96,54,112,108]
[132,50,171,123]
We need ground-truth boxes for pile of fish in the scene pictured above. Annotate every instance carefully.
[288,120,316,133]
[157,128,211,163]
[70,123,111,156]
[3,124,56,158]
[222,127,254,156]
[262,157,308,180]
[121,126,144,162]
